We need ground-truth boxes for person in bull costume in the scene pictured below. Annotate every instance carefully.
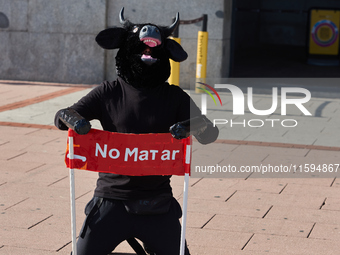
[55,7,218,255]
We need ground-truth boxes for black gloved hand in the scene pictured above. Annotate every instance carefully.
[170,116,208,140]
[58,108,91,135]
[169,121,190,139]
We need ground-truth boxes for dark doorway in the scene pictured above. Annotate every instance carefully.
[229,0,340,78]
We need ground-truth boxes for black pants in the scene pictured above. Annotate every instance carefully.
[76,197,190,255]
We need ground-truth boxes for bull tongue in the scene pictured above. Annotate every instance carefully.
[141,54,158,65]
[141,46,158,65]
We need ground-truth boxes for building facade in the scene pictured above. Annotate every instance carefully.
[2,0,340,87]
[0,0,232,88]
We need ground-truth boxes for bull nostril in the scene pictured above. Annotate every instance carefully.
[142,27,147,32]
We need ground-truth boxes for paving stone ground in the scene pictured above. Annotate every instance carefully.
[0,80,339,255]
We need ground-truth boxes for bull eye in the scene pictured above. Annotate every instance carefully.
[132,26,139,33]
[156,28,159,33]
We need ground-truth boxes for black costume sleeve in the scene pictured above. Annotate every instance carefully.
[54,83,105,131]
[193,115,219,144]
[173,87,219,145]
[55,108,91,135]
[54,110,69,131]
[69,84,104,121]
[170,115,219,144]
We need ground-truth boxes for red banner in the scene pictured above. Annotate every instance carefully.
[65,129,191,176]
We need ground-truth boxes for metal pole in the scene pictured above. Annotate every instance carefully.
[69,136,77,255]
[179,172,190,255]
[169,17,181,86]
[195,14,208,93]
[180,143,191,255]
[202,14,208,32]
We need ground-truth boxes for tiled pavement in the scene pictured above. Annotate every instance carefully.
[0,80,340,255]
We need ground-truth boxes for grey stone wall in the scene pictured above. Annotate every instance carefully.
[0,0,232,87]
[0,0,106,84]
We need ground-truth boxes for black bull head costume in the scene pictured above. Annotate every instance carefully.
[95,7,188,88]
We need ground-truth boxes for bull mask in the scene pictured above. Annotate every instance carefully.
[95,7,188,64]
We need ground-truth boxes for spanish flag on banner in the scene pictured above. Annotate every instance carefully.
[65,129,191,176]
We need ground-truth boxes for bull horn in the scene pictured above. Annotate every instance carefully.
[165,12,179,37]
[119,7,127,26]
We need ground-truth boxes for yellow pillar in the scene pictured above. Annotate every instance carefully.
[195,31,208,93]
[168,37,181,86]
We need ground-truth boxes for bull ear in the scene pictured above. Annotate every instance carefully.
[95,27,127,49]
[165,39,188,62]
